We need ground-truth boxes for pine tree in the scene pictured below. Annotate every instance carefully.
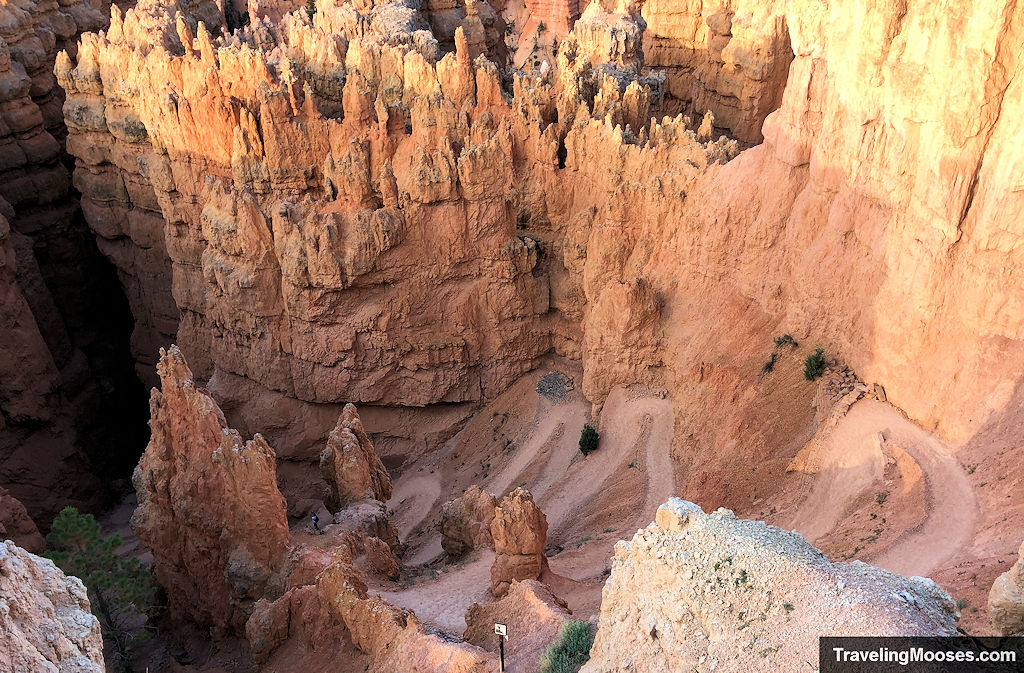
[45,507,158,673]
[579,424,599,456]
[306,0,316,21]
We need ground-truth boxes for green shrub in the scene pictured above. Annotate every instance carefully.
[306,0,316,21]
[803,347,827,381]
[579,424,599,456]
[540,619,594,673]
[45,507,158,672]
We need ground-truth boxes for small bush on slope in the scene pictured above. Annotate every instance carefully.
[804,347,828,381]
[540,619,594,673]
[579,424,599,456]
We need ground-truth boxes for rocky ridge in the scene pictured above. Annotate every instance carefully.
[0,539,106,673]
[582,499,959,672]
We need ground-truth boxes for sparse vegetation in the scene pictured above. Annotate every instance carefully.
[45,507,158,673]
[875,491,889,505]
[579,424,599,456]
[761,352,777,376]
[803,347,827,381]
[956,598,968,610]
[540,619,594,673]
[538,21,547,34]
[783,602,795,613]
[306,0,316,21]
[774,334,798,348]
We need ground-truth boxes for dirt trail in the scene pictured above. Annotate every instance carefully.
[786,399,976,578]
[540,386,675,531]
[379,382,675,632]
[376,551,494,633]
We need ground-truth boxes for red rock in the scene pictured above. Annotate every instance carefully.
[132,345,291,636]
[440,483,498,556]
[0,486,45,553]
[490,487,548,594]
[320,403,393,513]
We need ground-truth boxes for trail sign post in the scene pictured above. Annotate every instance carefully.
[494,622,507,672]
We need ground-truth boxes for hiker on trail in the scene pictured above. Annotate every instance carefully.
[312,513,322,535]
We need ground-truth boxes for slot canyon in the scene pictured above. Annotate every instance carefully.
[1,0,1024,670]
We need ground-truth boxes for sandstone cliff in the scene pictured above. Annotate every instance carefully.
[582,499,958,672]
[0,540,106,673]
[132,345,291,636]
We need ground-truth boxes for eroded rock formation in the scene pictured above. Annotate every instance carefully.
[989,541,1024,636]
[0,486,45,553]
[0,540,105,673]
[317,554,497,672]
[582,499,958,672]
[464,579,572,671]
[132,345,291,636]
[320,403,393,513]
[440,483,497,555]
[490,486,548,594]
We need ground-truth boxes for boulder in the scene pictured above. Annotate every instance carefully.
[989,541,1024,635]
[0,540,105,673]
[440,484,498,556]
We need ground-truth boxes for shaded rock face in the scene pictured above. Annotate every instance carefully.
[989,541,1024,636]
[490,487,548,594]
[320,403,393,513]
[0,486,45,554]
[440,483,497,556]
[0,540,106,673]
[0,0,147,528]
[464,579,571,671]
[582,499,959,672]
[131,345,291,636]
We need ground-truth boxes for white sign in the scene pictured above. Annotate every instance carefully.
[494,622,507,638]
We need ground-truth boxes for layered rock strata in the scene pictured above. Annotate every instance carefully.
[582,499,959,672]
[1,0,148,526]
[59,0,1024,529]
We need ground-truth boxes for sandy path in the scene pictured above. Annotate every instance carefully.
[390,473,443,540]
[787,399,976,578]
[540,387,675,530]
[375,551,494,633]
[382,384,676,632]
[487,400,587,500]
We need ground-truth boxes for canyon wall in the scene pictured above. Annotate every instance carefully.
[0,0,148,527]
[54,0,1024,516]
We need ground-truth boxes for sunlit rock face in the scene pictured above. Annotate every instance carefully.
[582,500,959,673]
[59,0,1024,500]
